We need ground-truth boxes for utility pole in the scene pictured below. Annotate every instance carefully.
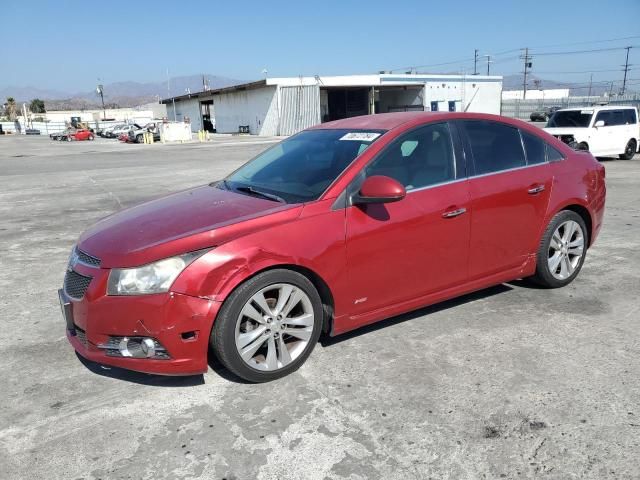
[588,74,593,97]
[483,54,491,75]
[474,49,478,75]
[621,46,632,95]
[521,48,533,99]
[167,68,176,122]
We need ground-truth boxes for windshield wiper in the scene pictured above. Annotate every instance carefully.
[234,185,286,203]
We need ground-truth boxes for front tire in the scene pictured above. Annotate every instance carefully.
[211,269,323,382]
[619,139,637,160]
[531,211,588,288]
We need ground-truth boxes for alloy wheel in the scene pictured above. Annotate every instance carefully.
[234,283,314,371]
[547,220,585,280]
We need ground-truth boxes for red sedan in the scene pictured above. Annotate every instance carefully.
[71,129,94,141]
[60,112,606,382]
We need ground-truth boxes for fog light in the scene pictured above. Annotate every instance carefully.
[98,336,170,359]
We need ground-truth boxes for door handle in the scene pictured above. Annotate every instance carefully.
[527,184,546,194]
[442,207,467,218]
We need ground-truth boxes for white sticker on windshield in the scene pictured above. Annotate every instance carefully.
[580,110,593,114]
[339,132,381,142]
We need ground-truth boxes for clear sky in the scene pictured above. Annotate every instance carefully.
[1,0,639,92]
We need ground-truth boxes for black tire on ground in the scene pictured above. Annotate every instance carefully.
[211,269,323,383]
[530,210,588,288]
[619,139,637,160]
[136,134,144,143]
[577,142,589,151]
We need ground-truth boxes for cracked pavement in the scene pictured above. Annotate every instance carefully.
[1,134,639,479]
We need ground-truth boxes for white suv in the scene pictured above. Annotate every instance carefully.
[544,105,639,159]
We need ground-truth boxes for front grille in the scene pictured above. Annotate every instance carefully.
[64,270,92,299]
[77,248,101,267]
[75,325,88,346]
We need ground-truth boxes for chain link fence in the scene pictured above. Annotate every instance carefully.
[501,94,640,120]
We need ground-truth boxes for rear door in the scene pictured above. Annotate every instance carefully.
[345,122,470,316]
[459,120,553,280]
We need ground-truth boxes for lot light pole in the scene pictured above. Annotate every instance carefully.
[96,84,106,120]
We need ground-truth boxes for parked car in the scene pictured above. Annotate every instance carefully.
[71,129,95,141]
[129,123,161,143]
[98,123,125,138]
[105,123,141,139]
[545,105,639,159]
[59,112,606,382]
[530,106,561,122]
[50,128,75,141]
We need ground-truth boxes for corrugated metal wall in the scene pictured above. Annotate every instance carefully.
[278,85,321,135]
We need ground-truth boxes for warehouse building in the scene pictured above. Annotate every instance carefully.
[161,73,503,136]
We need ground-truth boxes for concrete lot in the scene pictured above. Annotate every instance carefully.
[1,134,639,480]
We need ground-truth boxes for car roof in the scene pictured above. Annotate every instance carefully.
[308,111,525,131]
[558,105,636,112]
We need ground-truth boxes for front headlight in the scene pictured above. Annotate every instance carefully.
[107,249,209,295]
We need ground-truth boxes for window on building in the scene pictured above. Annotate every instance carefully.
[521,131,546,165]
[463,121,526,175]
[431,101,439,112]
[448,101,456,112]
[366,123,455,189]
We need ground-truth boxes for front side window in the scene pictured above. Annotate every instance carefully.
[547,110,593,128]
[594,110,626,127]
[224,129,384,203]
[463,121,526,175]
[365,123,455,190]
[521,130,546,165]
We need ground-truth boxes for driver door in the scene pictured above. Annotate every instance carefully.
[344,122,471,318]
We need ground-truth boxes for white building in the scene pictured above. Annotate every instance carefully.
[502,89,570,100]
[40,103,167,123]
[161,73,503,136]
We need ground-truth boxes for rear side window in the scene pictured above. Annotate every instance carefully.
[623,109,637,124]
[521,131,546,165]
[546,144,564,162]
[463,121,526,175]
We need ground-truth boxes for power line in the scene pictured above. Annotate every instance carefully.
[523,35,640,50]
[533,45,638,56]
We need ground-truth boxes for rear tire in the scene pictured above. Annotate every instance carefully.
[211,269,323,383]
[577,142,589,151]
[136,134,144,144]
[619,139,637,160]
[530,210,588,288]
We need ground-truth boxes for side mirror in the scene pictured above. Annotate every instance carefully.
[594,120,605,128]
[353,175,406,205]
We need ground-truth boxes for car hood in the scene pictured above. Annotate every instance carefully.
[78,185,301,268]
[544,127,585,135]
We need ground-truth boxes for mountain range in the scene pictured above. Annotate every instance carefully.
[0,74,245,110]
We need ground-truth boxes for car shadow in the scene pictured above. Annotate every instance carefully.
[320,283,513,347]
[76,353,205,387]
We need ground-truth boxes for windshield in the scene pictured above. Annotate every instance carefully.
[222,129,385,203]
[546,110,593,128]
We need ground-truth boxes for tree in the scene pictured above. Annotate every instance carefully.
[5,97,17,121]
[29,98,45,114]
